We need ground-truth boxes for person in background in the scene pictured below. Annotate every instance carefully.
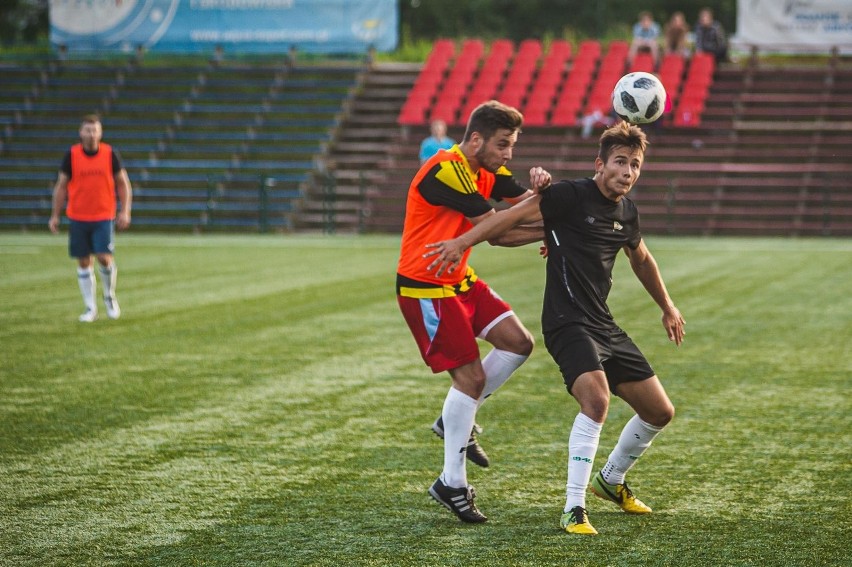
[49,114,132,322]
[397,100,551,523]
[424,121,685,536]
[419,119,456,164]
[694,7,727,63]
[629,10,661,64]
[664,11,690,58]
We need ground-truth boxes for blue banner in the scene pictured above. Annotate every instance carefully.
[50,0,398,54]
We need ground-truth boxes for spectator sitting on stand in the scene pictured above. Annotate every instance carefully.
[694,7,727,63]
[629,11,661,65]
[419,119,456,164]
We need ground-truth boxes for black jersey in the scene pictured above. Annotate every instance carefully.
[538,178,642,333]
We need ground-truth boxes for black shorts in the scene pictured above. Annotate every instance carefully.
[543,323,655,395]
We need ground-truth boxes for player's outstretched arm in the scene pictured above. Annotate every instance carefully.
[424,195,543,276]
[625,240,685,345]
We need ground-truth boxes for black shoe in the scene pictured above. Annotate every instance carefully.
[432,416,490,468]
[428,477,488,523]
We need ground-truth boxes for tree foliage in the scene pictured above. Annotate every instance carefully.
[401,0,736,43]
[0,0,47,44]
[1,0,736,47]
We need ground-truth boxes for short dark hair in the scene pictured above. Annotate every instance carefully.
[81,114,101,125]
[462,100,523,143]
[598,121,648,163]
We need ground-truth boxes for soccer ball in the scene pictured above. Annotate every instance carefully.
[611,72,667,124]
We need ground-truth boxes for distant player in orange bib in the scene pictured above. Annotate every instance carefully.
[49,115,133,322]
[396,100,551,522]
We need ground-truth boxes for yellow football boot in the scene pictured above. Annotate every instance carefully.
[590,471,652,514]
[560,506,598,535]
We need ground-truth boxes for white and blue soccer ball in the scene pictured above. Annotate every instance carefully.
[612,72,667,124]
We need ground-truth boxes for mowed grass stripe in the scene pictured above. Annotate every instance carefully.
[0,234,849,566]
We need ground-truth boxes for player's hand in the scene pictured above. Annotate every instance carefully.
[662,306,685,346]
[539,242,548,258]
[48,215,59,234]
[423,239,464,276]
[529,166,552,193]
[116,211,131,230]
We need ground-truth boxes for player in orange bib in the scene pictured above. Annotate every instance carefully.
[49,115,132,322]
[396,100,551,522]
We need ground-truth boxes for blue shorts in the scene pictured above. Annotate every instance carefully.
[68,219,115,258]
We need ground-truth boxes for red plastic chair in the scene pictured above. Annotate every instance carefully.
[629,52,656,74]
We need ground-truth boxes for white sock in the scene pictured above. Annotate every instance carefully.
[98,263,117,300]
[565,412,603,512]
[600,415,664,485]
[77,267,96,312]
[479,348,528,403]
[440,387,478,489]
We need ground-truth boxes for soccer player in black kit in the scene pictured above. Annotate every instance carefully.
[424,121,685,535]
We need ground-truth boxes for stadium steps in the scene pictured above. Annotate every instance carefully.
[0,55,361,232]
[342,42,852,237]
[292,62,419,233]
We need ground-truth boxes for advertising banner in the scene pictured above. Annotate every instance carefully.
[735,0,852,53]
[50,0,398,54]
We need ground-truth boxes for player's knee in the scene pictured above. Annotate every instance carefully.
[581,396,609,423]
[515,330,534,356]
[647,403,675,428]
[577,390,610,423]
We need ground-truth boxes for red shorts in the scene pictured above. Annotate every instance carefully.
[397,279,514,373]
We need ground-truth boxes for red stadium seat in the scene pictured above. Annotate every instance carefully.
[607,39,629,58]
[523,104,549,126]
[398,101,428,126]
[499,87,527,109]
[673,101,703,127]
[467,39,514,106]
[658,54,686,105]
[546,39,572,63]
[430,100,460,125]
[629,52,656,74]
[576,40,602,63]
[659,53,685,79]
[551,101,581,126]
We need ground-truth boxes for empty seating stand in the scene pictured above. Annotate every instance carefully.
[431,39,485,125]
[459,39,514,123]
[522,40,570,126]
[398,39,455,126]
[674,52,715,127]
[552,40,601,126]
[0,55,359,232]
[497,39,543,110]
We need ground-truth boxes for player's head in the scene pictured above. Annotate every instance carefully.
[462,100,523,144]
[594,121,648,201]
[461,100,523,173]
[79,114,103,150]
[598,120,648,164]
[430,119,447,139]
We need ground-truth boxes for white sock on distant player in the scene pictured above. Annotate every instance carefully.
[478,348,528,403]
[440,387,478,489]
[565,412,603,512]
[600,415,664,486]
[98,262,117,300]
[77,267,96,312]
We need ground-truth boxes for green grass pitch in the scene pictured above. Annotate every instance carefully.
[1,233,850,566]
